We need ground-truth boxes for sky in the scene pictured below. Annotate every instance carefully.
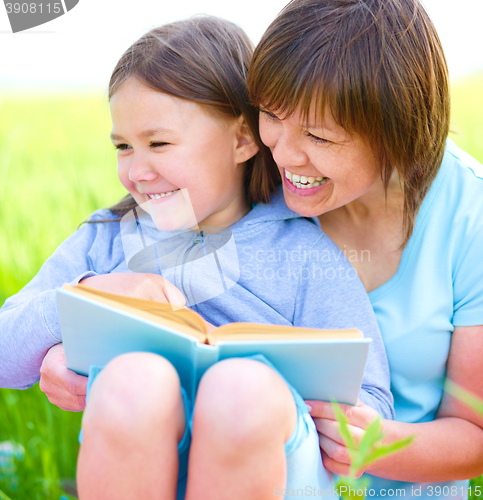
[0,0,482,91]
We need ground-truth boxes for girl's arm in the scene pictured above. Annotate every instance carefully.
[0,219,107,389]
[38,271,187,412]
[0,211,186,391]
[309,324,483,481]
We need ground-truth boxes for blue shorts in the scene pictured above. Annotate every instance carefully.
[80,354,334,499]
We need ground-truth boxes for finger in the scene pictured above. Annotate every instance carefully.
[321,449,352,477]
[318,433,352,466]
[40,374,86,411]
[204,320,218,333]
[313,417,366,446]
[65,370,88,396]
[47,342,65,356]
[307,399,377,429]
[305,399,343,420]
[41,355,87,396]
[41,372,87,410]
[161,278,186,309]
[48,392,86,412]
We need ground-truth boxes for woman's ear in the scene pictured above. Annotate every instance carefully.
[234,115,259,164]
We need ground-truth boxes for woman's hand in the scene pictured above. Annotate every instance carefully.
[306,399,382,477]
[80,273,186,307]
[39,343,88,412]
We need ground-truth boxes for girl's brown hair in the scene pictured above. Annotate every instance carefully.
[248,0,450,245]
[105,15,280,219]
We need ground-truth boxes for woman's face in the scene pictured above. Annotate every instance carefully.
[259,106,381,217]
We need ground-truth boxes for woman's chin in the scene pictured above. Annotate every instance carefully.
[284,190,329,218]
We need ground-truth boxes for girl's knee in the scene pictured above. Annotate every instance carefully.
[195,358,297,444]
[83,352,184,438]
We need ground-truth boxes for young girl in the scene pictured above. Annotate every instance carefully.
[0,16,393,500]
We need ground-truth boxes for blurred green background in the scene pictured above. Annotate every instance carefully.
[0,72,482,498]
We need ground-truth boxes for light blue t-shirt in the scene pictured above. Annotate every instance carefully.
[365,139,483,498]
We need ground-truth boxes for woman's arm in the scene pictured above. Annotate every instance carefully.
[309,325,483,481]
[295,234,394,420]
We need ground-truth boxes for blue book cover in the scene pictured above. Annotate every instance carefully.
[58,285,370,404]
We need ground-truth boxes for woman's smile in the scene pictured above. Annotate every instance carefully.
[259,107,381,216]
[282,168,330,196]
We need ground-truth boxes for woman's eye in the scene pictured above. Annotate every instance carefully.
[305,132,330,144]
[260,110,278,121]
[115,143,131,151]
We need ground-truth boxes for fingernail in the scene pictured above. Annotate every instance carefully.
[306,403,312,412]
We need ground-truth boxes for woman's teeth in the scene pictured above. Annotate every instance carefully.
[147,189,180,199]
[285,170,328,189]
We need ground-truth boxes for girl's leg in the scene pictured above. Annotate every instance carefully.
[77,352,186,500]
[185,358,298,500]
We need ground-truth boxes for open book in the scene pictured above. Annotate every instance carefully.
[57,284,371,403]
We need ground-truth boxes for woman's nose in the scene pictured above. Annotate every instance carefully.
[128,155,158,182]
[271,133,309,170]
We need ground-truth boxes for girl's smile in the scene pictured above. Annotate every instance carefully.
[145,190,180,200]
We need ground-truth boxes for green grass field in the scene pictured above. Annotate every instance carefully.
[0,73,482,498]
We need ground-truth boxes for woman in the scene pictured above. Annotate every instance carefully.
[247,0,483,497]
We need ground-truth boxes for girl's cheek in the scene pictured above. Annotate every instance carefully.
[117,163,133,191]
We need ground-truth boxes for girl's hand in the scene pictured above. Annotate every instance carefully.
[306,399,382,477]
[39,343,87,412]
[80,273,186,307]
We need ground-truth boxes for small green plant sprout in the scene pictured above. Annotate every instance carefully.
[0,490,13,500]
[331,402,414,500]
[445,380,483,416]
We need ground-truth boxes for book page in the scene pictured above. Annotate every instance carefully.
[207,323,362,345]
[64,284,208,341]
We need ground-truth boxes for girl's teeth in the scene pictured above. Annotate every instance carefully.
[284,169,328,189]
[148,190,179,199]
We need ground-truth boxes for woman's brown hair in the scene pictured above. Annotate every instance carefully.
[248,0,450,245]
[103,15,280,220]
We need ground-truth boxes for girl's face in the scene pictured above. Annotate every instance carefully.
[258,106,381,217]
[110,78,254,232]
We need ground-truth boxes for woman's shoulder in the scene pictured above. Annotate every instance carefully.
[426,140,483,225]
[441,139,483,196]
[412,140,483,268]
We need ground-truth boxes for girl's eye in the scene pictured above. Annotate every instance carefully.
[151,142,169,148]
[115,144,131,151]
[305,132,330,144]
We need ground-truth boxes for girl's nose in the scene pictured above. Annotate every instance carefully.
[128,155,158,182]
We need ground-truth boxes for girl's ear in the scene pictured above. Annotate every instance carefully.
[234,115,259,165]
